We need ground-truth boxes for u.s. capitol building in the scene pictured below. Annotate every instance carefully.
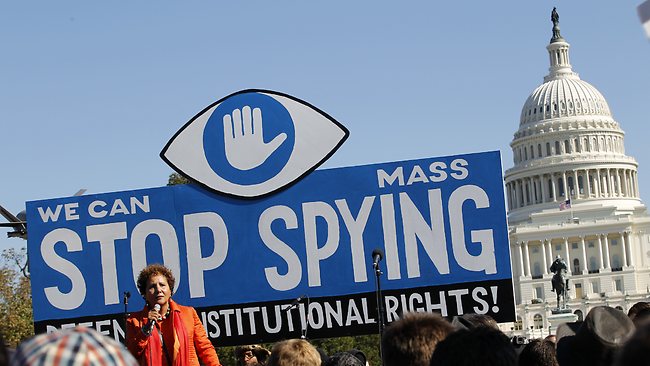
[503,9,650,337]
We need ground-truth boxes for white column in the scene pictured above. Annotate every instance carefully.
[603,234,612,268]
[515,180,521,208]
[505,183,510,210]
[540,175,547,203]
[573,170,579,199]
[606,169,612,197]
[529,177,535,204]
[580,236,588,275]
[517,242,525,277]
[564,237,571,274]
[597,235,604,270]
[544,239,554,272]
[524,241,531,277]
[541,241,548,275]
[586,170,592,197]
[551,175,557,202]
[616,170,622,197]
[595,170,601,197]
[522,180,528,206]
[620,232,628,268]
[562,171,568,199]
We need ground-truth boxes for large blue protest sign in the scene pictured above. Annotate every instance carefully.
[27,151,514,345]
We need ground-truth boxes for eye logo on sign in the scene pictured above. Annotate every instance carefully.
[161,89,349,198]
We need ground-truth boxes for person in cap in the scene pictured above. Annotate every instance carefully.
[555,306,634,366]
[381,312,454,366]
[11,326,138,366]
[126,264,221,366]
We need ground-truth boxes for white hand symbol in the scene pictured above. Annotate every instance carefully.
[223,106,287,170]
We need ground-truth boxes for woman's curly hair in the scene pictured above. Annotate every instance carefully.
[136,264,176,296]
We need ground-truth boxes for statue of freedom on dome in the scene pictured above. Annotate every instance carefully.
[551,7,559,26]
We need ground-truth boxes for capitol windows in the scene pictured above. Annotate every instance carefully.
[555,141,561,155]
[575,138,580,153]
[534,286,543,300]
[614,278,623,292]
[589,257,598,273]
[578,176,584,194]
[546,142,551,156]
[524,148,528,160]
[514,316,523,331]
[574,309,584,321]
[573,258,581,273]
[538,144,542,157]
[533,314,543,329]
[564,140,571,153]
[584,137,590,152]
[591,280,600,295]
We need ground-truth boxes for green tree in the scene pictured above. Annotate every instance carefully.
[0,248,33,346]
[168,172,190,186]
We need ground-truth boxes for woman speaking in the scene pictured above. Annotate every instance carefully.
[126,264,222,366]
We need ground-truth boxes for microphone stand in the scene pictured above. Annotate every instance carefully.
[374,261,385,359]
[301,295,311,340]
[122,291,131,343]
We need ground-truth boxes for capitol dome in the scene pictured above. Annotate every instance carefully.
[519,77,612,127]
[504,9,641,223]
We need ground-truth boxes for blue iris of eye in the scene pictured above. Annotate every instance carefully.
[203,92,296,186]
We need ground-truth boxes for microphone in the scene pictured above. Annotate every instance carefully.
[372,248,384,268]
[142,304,161,336]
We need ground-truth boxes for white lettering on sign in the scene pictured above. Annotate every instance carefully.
[37,196,150,222]
[37,184,497,310]
[376,159,469,188]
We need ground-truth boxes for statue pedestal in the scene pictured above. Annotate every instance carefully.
[548,310,578,335]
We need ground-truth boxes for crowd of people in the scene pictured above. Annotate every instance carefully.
[3,263,650,366]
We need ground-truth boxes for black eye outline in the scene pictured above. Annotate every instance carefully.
[160,89,350,200]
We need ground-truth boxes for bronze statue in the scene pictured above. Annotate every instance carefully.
[550,7,563,42]
[550,255,569,310]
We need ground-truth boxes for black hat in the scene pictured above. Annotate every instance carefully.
[556,306,634,366]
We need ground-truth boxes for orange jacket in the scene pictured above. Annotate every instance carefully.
[126,300,221,366]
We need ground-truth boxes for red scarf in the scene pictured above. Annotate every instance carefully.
[144,301,190,366]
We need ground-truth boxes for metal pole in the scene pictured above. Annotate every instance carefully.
[374,261,385,362]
